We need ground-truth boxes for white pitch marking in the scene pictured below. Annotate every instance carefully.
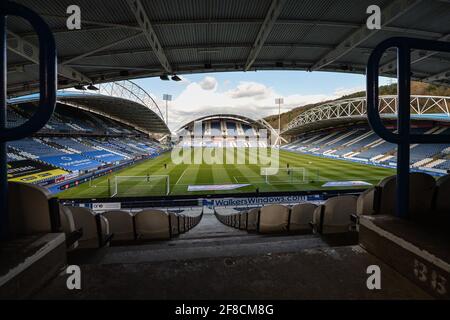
[175,167,189,186]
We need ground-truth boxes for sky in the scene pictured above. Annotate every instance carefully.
[133,71,393,132]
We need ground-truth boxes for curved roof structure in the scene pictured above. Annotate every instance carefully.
[283,95,450,135]
[176,113,284,146]
[177,114,269,133]
[8,91,170,134]
[6,0,450,97]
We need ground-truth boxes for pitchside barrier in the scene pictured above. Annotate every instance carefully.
[61,188,365,211]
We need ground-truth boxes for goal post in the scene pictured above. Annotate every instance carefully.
[111,175,170,197]
[261,167,319,185]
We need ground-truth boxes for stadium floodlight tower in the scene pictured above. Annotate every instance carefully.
[275,98,284,145]
[163,94,172,127]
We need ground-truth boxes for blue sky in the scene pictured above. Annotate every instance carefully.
[133,71,393,131]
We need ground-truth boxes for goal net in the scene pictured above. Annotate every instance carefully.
[111,175,170,197]
[261,167,319,185]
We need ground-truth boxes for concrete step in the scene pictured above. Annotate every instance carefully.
[36,245,431,300]
[69,233,327,265]
[67,212,331,265]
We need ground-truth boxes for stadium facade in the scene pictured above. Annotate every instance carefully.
[175,114,281,147]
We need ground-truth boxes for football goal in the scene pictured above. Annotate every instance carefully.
[261,167,319,185]
[111,175,170,197]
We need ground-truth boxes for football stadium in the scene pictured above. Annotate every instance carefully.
[1,0,450,309]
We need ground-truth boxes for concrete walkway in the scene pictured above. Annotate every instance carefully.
[34,209,431,299]
[177,209,247,240]
[68,211,328,265]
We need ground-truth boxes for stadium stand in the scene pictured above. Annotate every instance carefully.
[283,124,450,173]
[102,208,203,243]
[3,0,450,302]
[176,114,276,147]
[6,99,168,189]
[215,171,448,238]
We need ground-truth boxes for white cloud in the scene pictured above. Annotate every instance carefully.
[149,78,365,132]
[227,81,272,100]
[199,76,217,90]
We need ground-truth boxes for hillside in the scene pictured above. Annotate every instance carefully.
[265,81,450,130]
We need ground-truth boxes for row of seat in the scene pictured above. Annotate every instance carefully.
[357,172,449,219]
[105,209,201,243]
[7,172,448,244]
[61,207,202,249]
[7,182,202,249]
[215,203,319,234]
[216,173,450,235]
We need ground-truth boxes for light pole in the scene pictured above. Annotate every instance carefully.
[275,98,284,145]
[163,94,172,127]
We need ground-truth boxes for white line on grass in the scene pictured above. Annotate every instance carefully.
[175,167,189,186]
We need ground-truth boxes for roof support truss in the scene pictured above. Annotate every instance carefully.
[7,31,91,83]
[379,33,450,74]
[60,32,143,65]
[35,14,444,39]
[422,67,450,83]
[244,0,286,71]
[285,95,450,133]
[310,0,423,71]
[126,0,172,73]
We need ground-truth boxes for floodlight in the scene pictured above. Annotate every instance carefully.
[74,84,86,90]
[87,84,99,91]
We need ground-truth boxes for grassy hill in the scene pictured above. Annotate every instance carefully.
[265,81,450,130]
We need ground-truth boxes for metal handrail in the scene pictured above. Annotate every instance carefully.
[0,1,57,239]
[366,37,450,218]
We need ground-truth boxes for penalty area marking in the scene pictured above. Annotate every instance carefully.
[175,167,188,185]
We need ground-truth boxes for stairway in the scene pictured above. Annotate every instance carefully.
[34,210,431,299]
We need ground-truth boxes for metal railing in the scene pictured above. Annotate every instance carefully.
[366,37,450,218]
[285,95,450,132]
[0,1,57,240]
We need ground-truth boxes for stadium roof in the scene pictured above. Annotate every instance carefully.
[283,95,450,135]
[177,114,270,132]
[8,91,170,134]
[7,0,450,97]
[176,113,285,145]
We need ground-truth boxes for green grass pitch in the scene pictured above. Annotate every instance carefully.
[57,148,396,199]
